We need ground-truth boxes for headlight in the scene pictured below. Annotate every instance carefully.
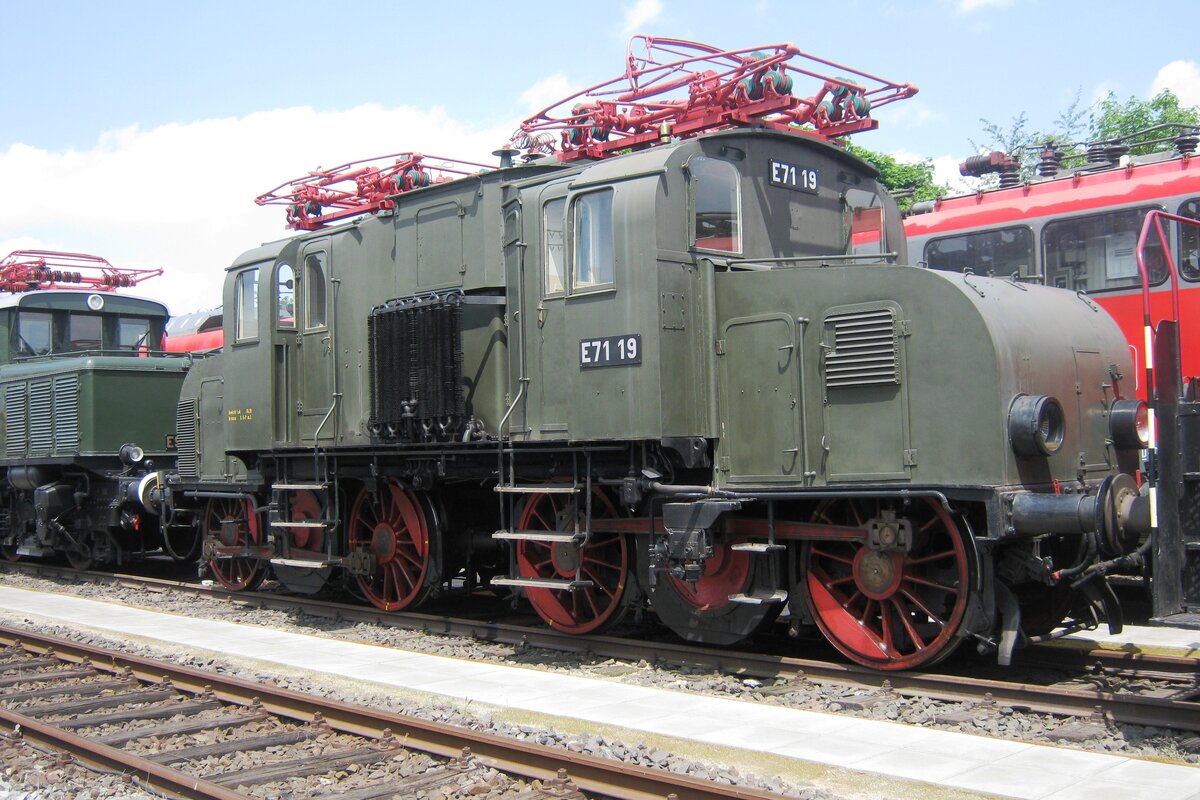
[1109,399,1149,449]
[119,443,145,466]
[1008,395,1065,457]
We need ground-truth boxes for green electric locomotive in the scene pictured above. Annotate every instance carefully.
[171,40,1151,669]
[0,251,192,568]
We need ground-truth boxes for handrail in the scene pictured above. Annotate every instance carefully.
[1136,210,1200,410]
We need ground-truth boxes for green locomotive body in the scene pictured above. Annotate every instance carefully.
[173,125,1149,669]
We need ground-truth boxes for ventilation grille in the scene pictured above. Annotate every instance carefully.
[176,399,199,478]
[28,380,52,454]
[825,308,899,389]
[368,291,465,442]
[4,384,26,456]
[53,376,80,452]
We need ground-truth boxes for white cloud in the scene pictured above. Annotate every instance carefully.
[956,0,1013,11]
[1152,60,1200,108]
[884,101,947,129]
[519,73,578,114]
[621,0,662,36]
[0,105,513,315]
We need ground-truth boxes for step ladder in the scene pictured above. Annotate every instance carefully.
[729,505,787,605]
[489,448,594,592]
[266,475,340,568]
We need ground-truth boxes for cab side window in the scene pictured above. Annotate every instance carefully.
[277,264,295,328]
[544,198,566,295]
[573,190,614,290]
[235,268,260,341]
[925,227,1034,277]
[1044,208,1166,291]
[304,253,327,329]
[691,157,741,253]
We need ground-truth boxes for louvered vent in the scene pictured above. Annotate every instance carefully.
[367,291,465,442]
[176,399,199,478]
[53,376,80,452]
[4,384,26,456]
[28,380,52,454]
[824,308,900,389]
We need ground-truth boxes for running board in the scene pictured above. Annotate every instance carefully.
[492,530,583,543]
[273,483,330,491]
[727,590,788,605]
[269,558,340,569]
[491,577,594,590]
[730,543,785,553]
[494,485,580,494]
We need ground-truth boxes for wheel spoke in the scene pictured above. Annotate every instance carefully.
[892,595,930,648]
[904,573,961,594]
[908,547,958,566]
[901,587,946,625]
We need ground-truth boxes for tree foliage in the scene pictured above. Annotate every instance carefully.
[845,142,946,210]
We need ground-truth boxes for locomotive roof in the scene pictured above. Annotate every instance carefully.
[0,289,169,315]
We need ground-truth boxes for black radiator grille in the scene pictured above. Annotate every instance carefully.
[368,291,465,441]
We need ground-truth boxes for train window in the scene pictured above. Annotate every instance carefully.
[68,314,102,351]
[15,311,52,356]
[1179,199,1200,281]
[1044,208,1167,293]
[235,268,259,341]
[572,190,614,289]
[277,263,295,328]
[691,157,741,253]
[304,252,327,329]
[544,198,566,295]
[924,227,1033,276]
[117,318,151,351]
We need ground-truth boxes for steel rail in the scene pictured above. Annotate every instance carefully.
[5,562,1199,731]
[0,704,249,800]
[0,625,796,800]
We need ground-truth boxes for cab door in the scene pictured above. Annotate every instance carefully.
[297,240,336,442]
[536,192,569,436]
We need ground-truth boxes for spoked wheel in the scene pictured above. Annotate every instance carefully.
[273,490,335,595]
[63,526,96,571]
[347,480,439,612]
[515,489,630,634]
[204,497,267,591]
[0,538,19,562]
[802,497,973,671]
[645,537,781,646]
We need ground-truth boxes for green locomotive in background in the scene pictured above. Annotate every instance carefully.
[167,41,1153,670]
[0,252,191,568]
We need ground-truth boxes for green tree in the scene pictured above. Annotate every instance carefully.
[1091,90,1200,153]
[845,142,946,210]
[974,89,1199,180]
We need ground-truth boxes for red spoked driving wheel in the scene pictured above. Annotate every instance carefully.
[802,497,972,670]
[204,497,267,591]
[347,480,435,612]
[515,489,629,634]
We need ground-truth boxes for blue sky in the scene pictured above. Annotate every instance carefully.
[2,0,1197,313]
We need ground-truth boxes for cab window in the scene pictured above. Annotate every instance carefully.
[573,190,614,289]
[925,227,1034,277]
[1044,207,1167,292]
[691,157,741,253]
[544,198,566,295]
[277,263,295,328]
[15,311,52,356]
[304,253,327,329]
[68,314,102,351]
[117,317,151,350]
[235,268,259,341]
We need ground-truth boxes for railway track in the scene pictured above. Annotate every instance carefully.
[4,561,1199,735]
[0,625,796,800]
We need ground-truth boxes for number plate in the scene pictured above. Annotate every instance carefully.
[768,159,819,194]
[579,334,641,368]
